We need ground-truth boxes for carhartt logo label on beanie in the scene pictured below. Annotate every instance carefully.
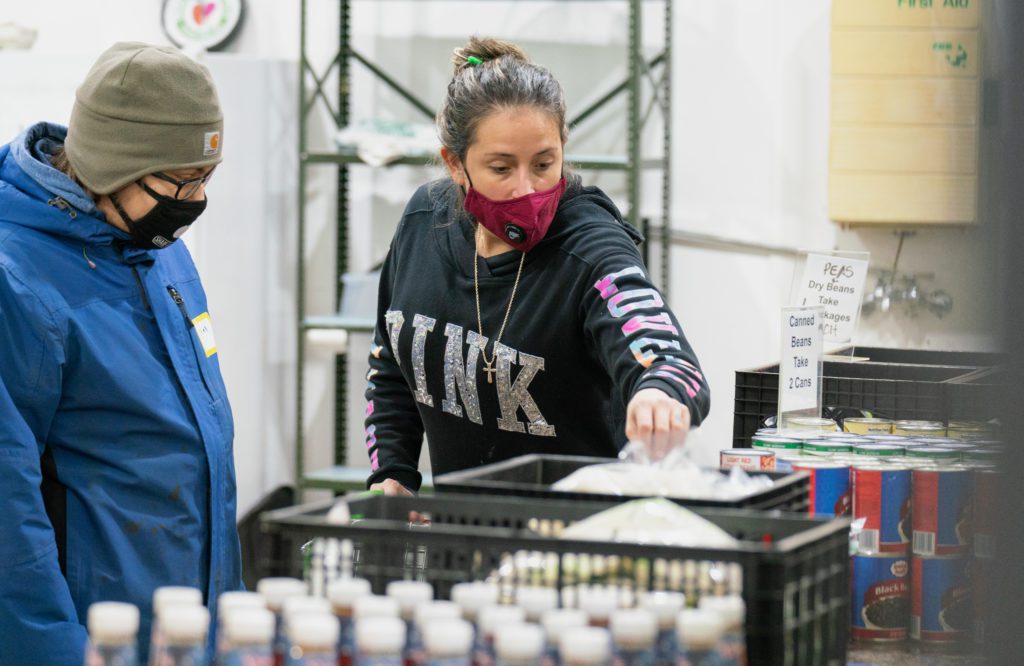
[203,131,221,157]
[64,41,224,195]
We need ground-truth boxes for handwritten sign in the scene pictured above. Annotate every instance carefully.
[779,307,824,414]
[797,253,869,344]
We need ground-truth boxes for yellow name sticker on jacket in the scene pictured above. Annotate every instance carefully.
[191,312,218,357]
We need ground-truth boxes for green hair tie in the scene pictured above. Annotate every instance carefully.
[466,56,483,66]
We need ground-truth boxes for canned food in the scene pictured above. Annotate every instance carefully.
[852,443,905,457]
[851,553,910,641]
[864,434,911,444]
[964,449,1000,465]
[912,466,974,556]
[893,421,946,437]
[946,420,993,440]
[853,464,912,554]
[754,427,778,437]
[750,435,803,452]
[814,431,866,440]
[905,447,961,463]
[973,469,999,560]
[911,556,972,643]
[802,440,853,456]
[791,460,851,516]
[719,448,775,472]
[787,416,839,433]
[844,418,894,435]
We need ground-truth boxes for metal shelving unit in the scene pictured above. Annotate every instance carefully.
[296,0,674,498]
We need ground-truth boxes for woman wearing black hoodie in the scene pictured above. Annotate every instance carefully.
[364,37,710,494]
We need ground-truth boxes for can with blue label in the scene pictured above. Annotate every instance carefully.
[852,463,912,554]
[791,460,851,516]
[911,556,972,643]
[912,465,974,557]
[851,553,910,642]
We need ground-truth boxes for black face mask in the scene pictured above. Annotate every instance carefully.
[109,180,207,250]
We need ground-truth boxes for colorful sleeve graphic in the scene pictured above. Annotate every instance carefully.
[586,261,710,424]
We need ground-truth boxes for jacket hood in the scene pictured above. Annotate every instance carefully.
[0,122,130,247]
[544,181,645,248]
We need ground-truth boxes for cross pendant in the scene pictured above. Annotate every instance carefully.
[483,362,496,384]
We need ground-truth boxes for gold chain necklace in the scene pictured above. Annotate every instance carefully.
[474,227,526,384]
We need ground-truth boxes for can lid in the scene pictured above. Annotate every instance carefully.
[355,616,405,653]
[153,586,203,616]
[450,581,500,614]
[223,607,275,645]
[88,602,140,644]
[541,608,589,637]
[698,595,745,627]
[676,609,724,648]
[721,448,772,456]
[864,435,910,442]
[639,591,686,628]
[283,596,332,623]
[422,618,474,656]
[610,609,657,645]
[414,600,462,628]
[495,623,545,660]
[290,612,341,649]
[218,591,266,618]
[479,604,526,635]
[327,577,372,608]
[576,586,620,620]
[515,586,559,620]
[907,446,960,459]
[256,577,308,611]
[559,626,611,662]
[791,460,849,470]
[352,594,400,620]
[160,605,210,645]
[386,580,434,615]
[893,420,945,428]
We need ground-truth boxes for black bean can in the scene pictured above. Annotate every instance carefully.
[851,553,910,642]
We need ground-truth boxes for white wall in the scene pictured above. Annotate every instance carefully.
[2,1,998,499]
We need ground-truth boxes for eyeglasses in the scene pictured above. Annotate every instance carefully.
[150,167,216,200]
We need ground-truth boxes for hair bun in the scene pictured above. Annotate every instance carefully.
[452,36,528,73]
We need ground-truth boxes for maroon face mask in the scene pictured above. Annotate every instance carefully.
[463,173,567,253]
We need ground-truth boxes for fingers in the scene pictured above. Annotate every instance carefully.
[369,479,413,497]
[626,389,692,461]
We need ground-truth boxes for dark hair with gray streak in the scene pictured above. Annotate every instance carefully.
[437,36,569,163]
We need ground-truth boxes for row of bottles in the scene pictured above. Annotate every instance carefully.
[86,578,746,666]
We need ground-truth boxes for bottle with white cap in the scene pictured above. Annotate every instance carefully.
[287,613,340,666]
[215,607,274,665]
[475,606,526,666]
[256,577,309,664]
[609,609,656,666]
[159,605,210,665]
[328,577,372,666]
[281,597,333,664]
[514,587,558,624]
[449,581,499,659]
[215,591,266,657]
[558,626,611,666]
[422,618,473,666]
[696,595,745,666]
[354,616,405,666]
[386,580,434,664]
[576,587,619,629]
[494,623,544,666]
[148,586,203,666]
[411,601,462,665]
[639,592,684,666]
[86,601,140,666]
[675,609,723,666]
[539,609,588,666]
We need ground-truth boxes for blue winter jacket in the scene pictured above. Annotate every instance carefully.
[0,123,242,664]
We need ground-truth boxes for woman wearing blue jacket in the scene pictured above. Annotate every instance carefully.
[0,42,242,664]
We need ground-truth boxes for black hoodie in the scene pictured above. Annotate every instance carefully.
[365,179,710,490]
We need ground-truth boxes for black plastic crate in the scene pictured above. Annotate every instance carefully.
[433,454,810,512]
[732,347,1004,448]
[259,493,851,666]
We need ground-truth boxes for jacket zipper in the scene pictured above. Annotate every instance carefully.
[130,267,150,310]
[167,287,194,328]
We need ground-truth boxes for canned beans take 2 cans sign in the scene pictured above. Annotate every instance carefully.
[853,465,911,554]
[912,467,974,556]
[852,554,910,641]
[911,556,972,643]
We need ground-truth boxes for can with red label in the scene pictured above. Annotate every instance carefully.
[912,466,974,556]
[791,460,851,516]
[911,556,972,643]
[973,469,1000,560]
[851,553,910,641]
[719,448,775,472]
[853,464,911,554]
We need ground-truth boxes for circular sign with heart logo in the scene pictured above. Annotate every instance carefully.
[162,0,245,52]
